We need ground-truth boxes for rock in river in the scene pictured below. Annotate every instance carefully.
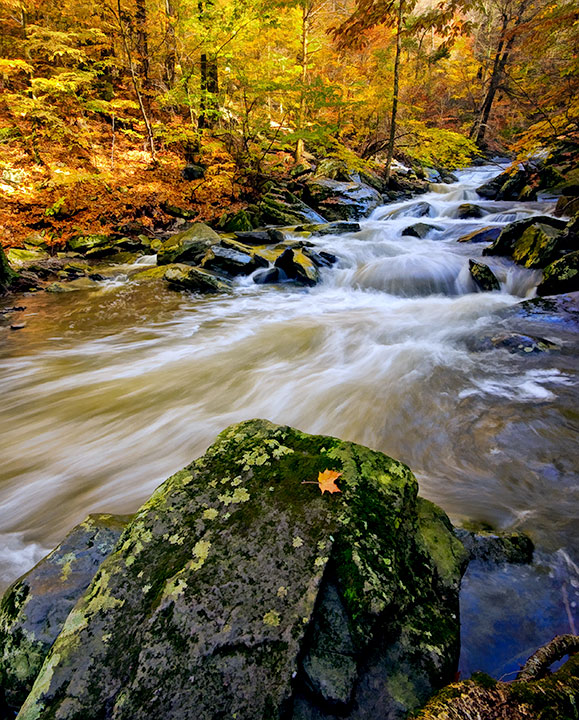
[157,223,220,266]
[12,420,468,720]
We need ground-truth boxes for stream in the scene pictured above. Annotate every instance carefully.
[1,164,577,679]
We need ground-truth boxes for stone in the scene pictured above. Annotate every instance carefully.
[157,223,221,266]
[456,203,486,220]
[164,265,232,294]
[290,162,314,179]
[476,168,527,200]
[511,223,565,268]
[253,267,280,284]
[294,222,361,236]
[67,234,112,253]
[201,245,268,277]
[457,227,501,244]
[305,178,382,221]
[454,529,534,565]
[258,189,327,226]
[0,514,129,714]
[302,249,338,268]
[555,195,579,218]
[390,202,433,219]
[402,223,443,239]
[0,246,18,293]
[274,247,320,286]
[474,332,559,354]
[233,229,284,246]
[483,216,566,257]
[537,250,579,296]
[181,163,205,181]
[218,210,256,233]
[469,260,500,292]
[15,420,468,720]
[314,158,353,181]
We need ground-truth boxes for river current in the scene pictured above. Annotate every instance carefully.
[1,164,577,677]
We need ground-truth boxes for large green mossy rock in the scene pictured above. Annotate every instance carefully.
[16,420,467,720]
[164,265,232,294]
[0,515,129,714]
[469,260,500,292]
[483,216,566,258]
[537,250,579,296]
[156,223,220,266]
[0,246,18,292]
[511,223,566,268]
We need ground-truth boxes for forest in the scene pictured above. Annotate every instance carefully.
[0,0,577,242]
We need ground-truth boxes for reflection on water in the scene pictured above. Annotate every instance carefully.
[0,165,577,675]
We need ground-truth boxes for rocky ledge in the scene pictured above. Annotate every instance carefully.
[2,420,468,720]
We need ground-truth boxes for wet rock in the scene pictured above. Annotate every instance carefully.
[294,221,361,236]
[476,168,527,200]
[253,267,280,284]
[67,234,112,253]
[469,260,500,292]
[0,246,18,293]
[0,514,129,714]
[233,229,285,246]
[457,227,501,244]
[456,203,486,219]
[537,250,579,296]
[258,188,326,226]
[305,178,382,221]
[201,245,268,277]
[390,201,433,219]
[455,529,534,565]
[181,163,205,181]
[157,223,220,265]
[402,222,443,239]
[473,332,559,354]
[164,265,232,294]
[274,247,320,286]
[303,249,338,268]
[555,194,579,218]
[290,161,314,179]
[217,210,257,233]
[483,216,566,257]
[511,222,567,268]
[15,420,467,720]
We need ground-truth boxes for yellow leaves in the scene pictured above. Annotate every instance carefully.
[302,469,343,495]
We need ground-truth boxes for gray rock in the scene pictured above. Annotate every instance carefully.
[457,227,501,244]
[0,514,129,713]
[16,421,467,720]
[456,203,486,220]
[157,223,221,265]
[201,245,268,277]
[473,332,559,354]
[390,201,433,219]
[294,222,361,236]
[164,265,232,293]
[402,223,443,239]
[455,529,534,565]
[305,179,382,221]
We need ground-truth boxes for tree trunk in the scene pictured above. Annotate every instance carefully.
[295,2,310,163]
[385,0,403,182]
[199,53,219,129]
[164,0,177,87]
[135,0,151,113]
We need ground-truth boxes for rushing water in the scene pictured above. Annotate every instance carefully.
[0,164,577,676]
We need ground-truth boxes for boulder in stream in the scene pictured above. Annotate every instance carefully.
[402,222,443,239]
[0,246,18,293]
[273,247,320,286]
[305,178,382,221]
[483,216,566,258]
[201,245,268,277]
[164,265,232,294]
[0,514,129,714]
[457,227,501,244]
[537,250,579,296]
[469,260,500,292]
[13,420,468,720]
[157,223,221,266]
[456,204,486,220]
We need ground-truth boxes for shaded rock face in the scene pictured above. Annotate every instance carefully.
[201,245,268,277]
[157,223,220,265]
[537,250,579,296]
[0,514,129,714]
[402,223,442,239]
[0,246,18,293]
[476,169,528,200]
[456,204,486,220]
[258,188,327,226]
[305,179,382,221]
[455,529,534,565]
[164,265,232,294]
[469,260,500,292]
[274,247,320,286]
[15,420,467,720]
[457,227,501,244]
[511,223,567,268]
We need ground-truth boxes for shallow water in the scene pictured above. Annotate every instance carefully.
[0,165,577,676]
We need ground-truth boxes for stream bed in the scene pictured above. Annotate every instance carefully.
[1,164,577,678]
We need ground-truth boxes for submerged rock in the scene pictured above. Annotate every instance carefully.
[14,420,467,720]
[537,250,579,296]
[164,265,232,294]
[402,222,443,239]
[473,332,559,354]
[469,260,500,292]
[157,223,220,266]
[455,529,534,565]
[0,514,129,713]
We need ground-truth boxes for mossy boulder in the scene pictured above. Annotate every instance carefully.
[164,265,232,294]
[15,420,467,720]
[258,188,327,227]
[483,216,566,258]
[0,514,129,714]
[537,250,579,296]
[157,223,220,266]
[476,169,527,200]
[469,260,500,292]
[217,209,256,233]
[511,223,568,268]
[0,246,18,293]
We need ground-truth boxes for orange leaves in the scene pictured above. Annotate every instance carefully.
[302,469,342,495]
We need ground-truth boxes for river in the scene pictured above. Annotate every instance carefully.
[0,164,577,677]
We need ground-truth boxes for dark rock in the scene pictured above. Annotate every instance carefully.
[456,203,486,220]
[390,201,433,219]
[303,249,338,268]
[164,265,232,294]
[290,162,314,179]
[455,528,534,565]
[259,189,327,226]
[476,169,527,200]
[555,195,579,218]
[157,223,220,265]
[474,332,559,354]
[457,227,501,244]
[537,250,579,296]
[0,514,129,713]
[469,260,500,292]
[305,178,382,221]
[233,229,285,246]
[117,222,156,238]
[15,420,467,720]
[201,245,268,277]
[294,222,360,236]
[440,171,458,184]
[402,222,443,239]
[511,223,565,268]
[253,267,280,284]
[181,163,205,181]
[483,216,566,257]
[218,210,256,233]
[274,247,320,286]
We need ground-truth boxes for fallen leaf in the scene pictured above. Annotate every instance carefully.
[317,469,342,494]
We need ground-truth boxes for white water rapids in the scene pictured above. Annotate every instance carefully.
[0,164,577,676]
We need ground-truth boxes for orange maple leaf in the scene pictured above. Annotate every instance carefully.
[302,469,342,495]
